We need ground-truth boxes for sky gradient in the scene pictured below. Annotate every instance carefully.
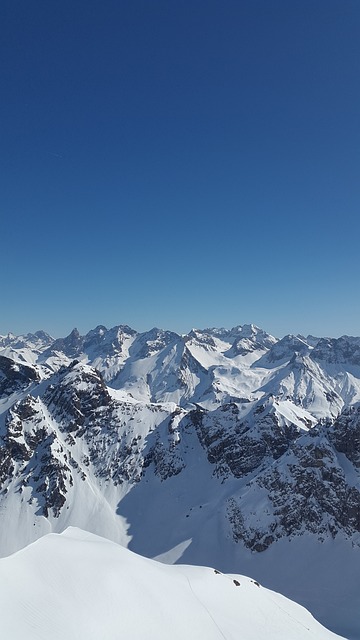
[1,0,360,339]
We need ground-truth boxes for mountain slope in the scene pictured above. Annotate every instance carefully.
[0,527,344,640]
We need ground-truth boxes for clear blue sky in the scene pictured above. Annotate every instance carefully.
[1,0,359,338]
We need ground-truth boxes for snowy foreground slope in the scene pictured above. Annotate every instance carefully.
[1,324,360,638]
[0,527,345,640]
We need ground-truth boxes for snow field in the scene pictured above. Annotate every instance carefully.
[0,528,345,640]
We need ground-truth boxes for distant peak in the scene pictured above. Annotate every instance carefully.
[239,323,261,336]
[94,325,107,333]
[34,330,54,340]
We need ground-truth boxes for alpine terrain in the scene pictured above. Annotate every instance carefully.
[1,323,360,638]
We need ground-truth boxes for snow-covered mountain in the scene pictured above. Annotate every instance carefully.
[0,527,344,640]
[1,323,360,638]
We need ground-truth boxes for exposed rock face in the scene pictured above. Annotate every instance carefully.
[0,356,39,398]
[44,361,113,432]
[42,328,84,359]
[0,361,190,519]
[311,336,360,366]
[226,416,360,552]
[191,401,298,479]
[328,405,360,468]
[1,396,72,517]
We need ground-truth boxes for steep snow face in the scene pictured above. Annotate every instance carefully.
[186,324,277,370]
[111,336,210,405]
[0,528,344,640]
[258,355,344,419]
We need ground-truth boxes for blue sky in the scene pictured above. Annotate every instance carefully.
[1,0,359,338]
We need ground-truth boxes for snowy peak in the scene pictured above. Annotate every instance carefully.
[44,327,83,358]
[189,324,277,354]
[0,330,53,351]
[232,323,275,342]
[186,328,220,351]
[260,334,311,365]
[83,324,137,356]
[227,325,277,357]
[130,327,181,359]
[45,360,113,426]
[41,324,138,362]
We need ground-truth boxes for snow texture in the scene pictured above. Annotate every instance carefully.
[0,527,345,640]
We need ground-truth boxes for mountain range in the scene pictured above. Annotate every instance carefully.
[1,323,360,639]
